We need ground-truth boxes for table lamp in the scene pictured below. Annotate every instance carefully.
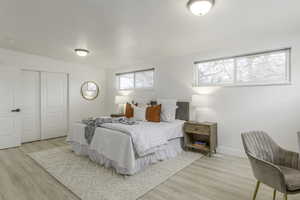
[115,96,129,114]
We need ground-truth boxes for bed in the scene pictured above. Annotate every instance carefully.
[67,102,189,175]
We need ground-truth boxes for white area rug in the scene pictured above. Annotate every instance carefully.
[29,147,202,200]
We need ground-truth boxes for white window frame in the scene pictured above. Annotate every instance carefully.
[193,48,291,87]
[116,68,155,90]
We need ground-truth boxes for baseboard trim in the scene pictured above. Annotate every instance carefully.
[217,146,246,157]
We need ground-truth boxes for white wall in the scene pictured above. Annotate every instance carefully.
[106,35,300,156]
[0,48,106,133]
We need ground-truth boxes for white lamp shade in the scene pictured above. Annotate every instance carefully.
[192,94,212,107]
[192,95,201,106]
[115,96,129,104]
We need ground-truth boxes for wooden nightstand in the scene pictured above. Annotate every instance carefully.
[184,121,217,157]
[110,114,125,118]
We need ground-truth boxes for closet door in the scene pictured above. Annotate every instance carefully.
[41,72,68,139]
[0,69,21,149]
[21,71,41,143]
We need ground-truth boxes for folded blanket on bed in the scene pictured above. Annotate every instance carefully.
[82,117,138,144]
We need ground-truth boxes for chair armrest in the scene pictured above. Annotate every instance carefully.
[279,147,300,170]
[247,153,287,193]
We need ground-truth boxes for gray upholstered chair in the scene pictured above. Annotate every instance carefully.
[241,131,300,200]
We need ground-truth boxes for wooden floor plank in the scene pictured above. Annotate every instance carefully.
[0,137,299,200]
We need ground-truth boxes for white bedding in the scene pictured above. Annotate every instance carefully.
[67,120,185,174]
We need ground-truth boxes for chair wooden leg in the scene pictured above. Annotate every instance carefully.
[252,181,260,200]
[273,189,276,200]
[284,193,288,200]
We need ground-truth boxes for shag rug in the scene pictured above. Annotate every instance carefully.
[29,147,202,200]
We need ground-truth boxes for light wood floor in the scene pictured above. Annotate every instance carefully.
[0,138,299,200]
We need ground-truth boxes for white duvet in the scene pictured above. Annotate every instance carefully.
[100,120,184,156]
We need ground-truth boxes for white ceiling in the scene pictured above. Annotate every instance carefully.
[0,0,299,68]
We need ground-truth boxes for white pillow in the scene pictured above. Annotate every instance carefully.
[157,99,177,107]
[157,99,177,122]
[133,105,147,121]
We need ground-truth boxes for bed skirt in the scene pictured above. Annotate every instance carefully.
[70,138,183,175]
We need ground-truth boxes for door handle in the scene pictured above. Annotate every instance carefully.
[11,108,21,113]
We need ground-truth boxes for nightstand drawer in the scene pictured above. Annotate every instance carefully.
[184,124,210,135]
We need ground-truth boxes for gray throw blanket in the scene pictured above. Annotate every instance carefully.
[82,117,138,144]
[82,118,102,144]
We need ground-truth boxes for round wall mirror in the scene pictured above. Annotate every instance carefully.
[81,81,100,100]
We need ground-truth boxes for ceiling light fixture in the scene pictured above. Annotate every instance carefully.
[187,0,214,16]
[74,48,89,57]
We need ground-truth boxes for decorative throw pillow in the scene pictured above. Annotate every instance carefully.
[146,104,161,122]
[125,103,134,118]
[133,105,147,121]
[157,99,177,122]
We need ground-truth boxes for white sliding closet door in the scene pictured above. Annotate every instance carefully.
[21,71,41,143]
[41,72,68,139]
[0,69,21,149]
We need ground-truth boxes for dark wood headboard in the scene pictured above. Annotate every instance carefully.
[150,101,190,121]
[176,102,190,121]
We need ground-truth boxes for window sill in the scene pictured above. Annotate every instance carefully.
[193,82,292,88]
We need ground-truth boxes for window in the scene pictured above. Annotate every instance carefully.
[116,68,154,90]
[119,73,134,90]
[194,48,291,86]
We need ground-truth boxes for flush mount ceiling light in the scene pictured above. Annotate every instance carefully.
[187,0,214,16]
[74,48,89,57]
